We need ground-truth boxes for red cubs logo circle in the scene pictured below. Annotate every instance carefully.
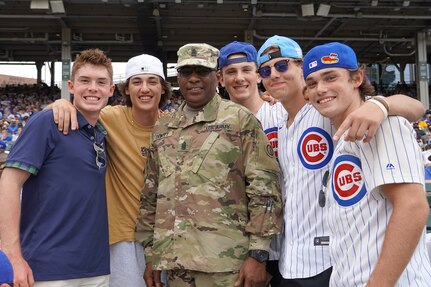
[331,154,367,206]
[298,127,333,170]
[302,133,328,162]
[264,127,279,158]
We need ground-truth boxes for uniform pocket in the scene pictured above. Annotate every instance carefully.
[158,149,175,178]
[192,131,241,185]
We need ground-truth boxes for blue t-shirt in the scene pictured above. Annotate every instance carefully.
[7,124,18,135]
[6,110,110,281]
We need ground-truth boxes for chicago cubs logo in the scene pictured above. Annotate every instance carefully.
[264,127,279,157]
[297,127,333,169]
[331,154,367,207]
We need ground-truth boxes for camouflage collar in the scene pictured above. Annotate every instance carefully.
[169,94,221,128]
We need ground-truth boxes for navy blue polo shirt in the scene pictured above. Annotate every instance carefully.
[5,110,110,281]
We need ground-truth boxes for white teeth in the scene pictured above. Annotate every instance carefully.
[86,96,99,101]
[319,97,334,104]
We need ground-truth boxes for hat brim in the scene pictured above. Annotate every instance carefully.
[176,59,216,69]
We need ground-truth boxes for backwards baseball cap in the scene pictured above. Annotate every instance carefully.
[176,43,219,69]
[257,35,303,68]
[0,250,13,284]
[218,41,257,70]
[303,42,358,80]
[125,54,165,81]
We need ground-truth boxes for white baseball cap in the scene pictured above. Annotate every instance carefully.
[125,54,165,80]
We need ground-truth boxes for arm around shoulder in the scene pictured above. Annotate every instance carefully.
[385,94,425,122]
[50,98,78,134]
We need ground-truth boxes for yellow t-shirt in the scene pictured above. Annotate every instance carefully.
[100,105,153,245]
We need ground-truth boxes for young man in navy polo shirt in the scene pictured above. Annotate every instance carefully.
[0,49,115,287]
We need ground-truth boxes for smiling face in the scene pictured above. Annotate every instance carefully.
[68,63,114,125]
[305,67,363,128]
[259,48,304,104]
[219,54,260,106]
[177,65,218,109]
[126,74,164,113]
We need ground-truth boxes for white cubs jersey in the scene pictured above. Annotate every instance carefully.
[256,101,286,260]
[256,101,286,159]
[278,103,333,278]
[327,116,431,286]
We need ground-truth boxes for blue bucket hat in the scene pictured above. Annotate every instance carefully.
[0,250,13,284]
[257,35,303,68]
[303,42,358,80]
[218,41,257,70]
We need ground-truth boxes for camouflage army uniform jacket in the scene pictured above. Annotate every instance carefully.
[136,94,282,272]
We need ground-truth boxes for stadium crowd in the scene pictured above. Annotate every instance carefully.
[0,82,184,152]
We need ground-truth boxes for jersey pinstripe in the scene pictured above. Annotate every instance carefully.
[327,116,431,286]
[255,101,286,260]
[277,103,333,278]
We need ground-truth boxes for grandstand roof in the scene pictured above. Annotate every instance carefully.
[0,0,430,65]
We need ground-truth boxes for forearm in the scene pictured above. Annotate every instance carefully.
[367,186,429,286]
[136,204,155,263]
[135,156,158,247]
[0,178,24,260]
[245,170,283,241]
[135,190,156,247]
[385,94,425,122]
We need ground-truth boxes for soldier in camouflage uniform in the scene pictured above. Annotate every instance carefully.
[136,43,283,287]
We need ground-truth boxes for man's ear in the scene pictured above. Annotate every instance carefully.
[217,70,225,88]
[256,71,262,84]
[352,70,364,88]
[67,80,74,94]
[124,84,130,96]
[303,86,310,101]
[109,84,115,98]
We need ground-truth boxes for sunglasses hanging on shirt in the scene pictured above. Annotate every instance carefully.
[93,142,106,169]
[319,170,330,207]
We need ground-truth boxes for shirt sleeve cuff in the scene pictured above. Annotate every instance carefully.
[249,236,271,251]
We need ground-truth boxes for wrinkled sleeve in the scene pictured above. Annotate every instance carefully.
[135,142,159,262]
[241,112,283,251]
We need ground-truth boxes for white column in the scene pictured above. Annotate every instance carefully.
[416,31,429,109]
[61,27,71,100]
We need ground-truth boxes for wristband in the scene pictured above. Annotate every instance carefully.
[373,96,390,114]
[367,99,388,120]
